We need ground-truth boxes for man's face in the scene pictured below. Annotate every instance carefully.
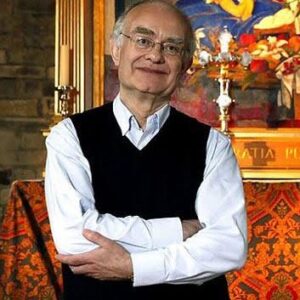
[111,4,188,98]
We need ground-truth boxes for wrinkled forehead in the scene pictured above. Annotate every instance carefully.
[123,3,187,40]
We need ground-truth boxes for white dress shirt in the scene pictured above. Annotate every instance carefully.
[45,95,247,287]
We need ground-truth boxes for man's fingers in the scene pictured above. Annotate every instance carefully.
[70,264,91,275]
[83,229,113,247]
[56,253,89,265]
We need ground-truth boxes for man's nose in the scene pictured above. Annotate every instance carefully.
[145,44,165,63]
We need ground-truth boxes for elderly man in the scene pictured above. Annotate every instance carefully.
[45,1,247,299]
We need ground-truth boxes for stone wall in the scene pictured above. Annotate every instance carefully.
[0,0,55,221]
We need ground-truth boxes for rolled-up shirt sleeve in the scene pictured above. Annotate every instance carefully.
[131,128,247,286]
[45,118,182,255]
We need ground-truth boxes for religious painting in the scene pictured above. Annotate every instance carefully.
[171,0,300,129]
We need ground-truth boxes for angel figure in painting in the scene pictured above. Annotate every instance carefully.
[176,0,283,47]
[254,0,300,34]
[206,0,254,21]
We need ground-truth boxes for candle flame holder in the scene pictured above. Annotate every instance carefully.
[197,26,252,135]
[55,85,74,118]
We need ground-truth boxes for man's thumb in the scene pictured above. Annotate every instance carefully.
[83,229,110,246]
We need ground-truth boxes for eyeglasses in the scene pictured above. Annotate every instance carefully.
[120,32,185,57]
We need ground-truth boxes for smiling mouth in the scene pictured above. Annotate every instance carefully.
[137,67,168,75]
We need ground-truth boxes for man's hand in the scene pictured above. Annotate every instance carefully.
[56,229,133,281]
[182,219,202,240]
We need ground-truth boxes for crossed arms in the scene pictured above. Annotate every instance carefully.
[45,118,247,286]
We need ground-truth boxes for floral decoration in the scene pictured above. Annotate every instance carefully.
[238,32,300,76]
[192,29,300,90]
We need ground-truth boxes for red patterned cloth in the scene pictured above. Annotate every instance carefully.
[0,180,63,300]
[1,181,300,299]
[227,182,300,300]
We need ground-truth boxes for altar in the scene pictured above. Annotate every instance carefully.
[1,180,300,299]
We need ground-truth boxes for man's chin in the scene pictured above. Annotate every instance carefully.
[139,89,170,98]
[121,84,173,98]
[135,85,170,96]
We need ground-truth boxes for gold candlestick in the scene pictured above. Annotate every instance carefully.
[197,26,252,134]
[213,77,235,135]
[55,85,74,118]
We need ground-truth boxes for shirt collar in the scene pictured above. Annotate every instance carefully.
[113,94,170,136]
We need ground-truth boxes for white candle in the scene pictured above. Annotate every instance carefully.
[219,27,232,53]
[59,45,70,86]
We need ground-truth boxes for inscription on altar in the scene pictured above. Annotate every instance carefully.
[229,129,300,177]
[232,139,300,169]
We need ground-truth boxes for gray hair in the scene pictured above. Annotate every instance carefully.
[112,0,195,65]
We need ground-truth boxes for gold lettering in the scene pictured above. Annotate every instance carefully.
[285,148,300,160]
[242,148,251,159]
[251,147,258,159]
[286,148,294,159]
[265,149,275,159]
[233,146,278,160]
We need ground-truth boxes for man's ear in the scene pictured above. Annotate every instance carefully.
[110,38,120,67]
[182,57,193,73]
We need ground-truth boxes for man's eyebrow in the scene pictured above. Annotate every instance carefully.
[132,27,185,44]
[132,26,155,36]
[165,37,185,45]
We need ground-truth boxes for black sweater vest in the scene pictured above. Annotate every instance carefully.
[62,103,229,300]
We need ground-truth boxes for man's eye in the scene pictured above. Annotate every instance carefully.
[135,37,152,48]
[164,44,180,54]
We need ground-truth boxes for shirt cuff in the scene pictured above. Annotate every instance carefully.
[131,249,166,286]
[149,217,183,248]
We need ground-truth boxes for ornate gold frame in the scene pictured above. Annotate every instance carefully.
[93,0,115,107]
[93,0,105,108]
